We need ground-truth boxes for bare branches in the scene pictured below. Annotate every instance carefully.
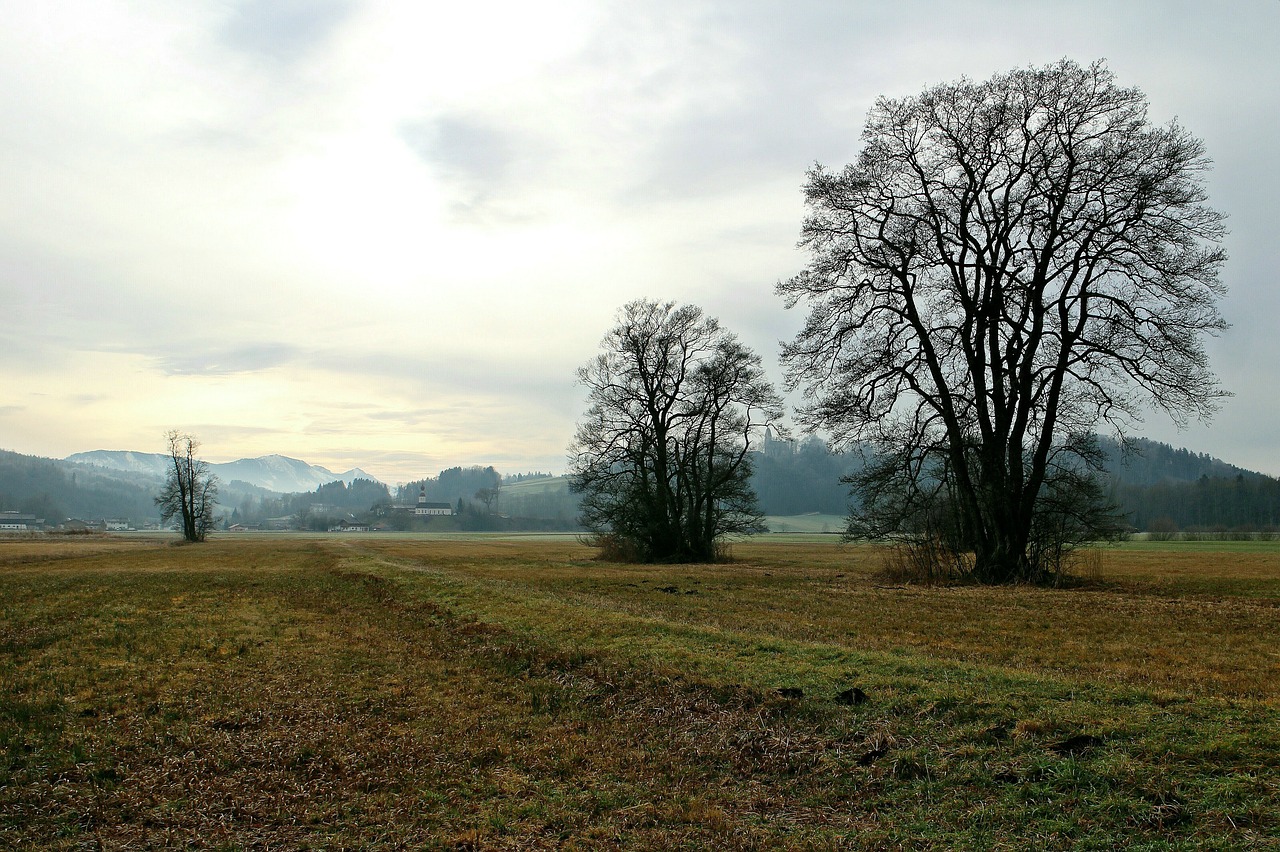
[569,300,783,562]
[781,60,1227,583]
[156,430,219,542]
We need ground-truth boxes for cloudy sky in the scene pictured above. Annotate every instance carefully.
[2,0,1278,483]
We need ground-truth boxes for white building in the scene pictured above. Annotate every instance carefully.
[0,512,44,531]
[414,486,454,516]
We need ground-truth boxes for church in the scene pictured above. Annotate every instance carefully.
[413,486,454,516]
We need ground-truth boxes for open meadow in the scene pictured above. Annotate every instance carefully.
[2,533,1278,849]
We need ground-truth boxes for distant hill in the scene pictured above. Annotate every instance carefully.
[67,450,378,494]
[0,449,158,522]
[400,439,1279,531]
[0,448,384,525]
[1096,436,1264,486]
[746,435,1280,532]
[498,475,578,526]
[1099,437,1280,531]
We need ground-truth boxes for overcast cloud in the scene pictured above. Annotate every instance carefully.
[2,0,1277,481]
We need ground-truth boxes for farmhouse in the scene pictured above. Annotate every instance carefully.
[0,512,44,531]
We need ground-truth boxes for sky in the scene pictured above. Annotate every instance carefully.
[2,0,1278,483]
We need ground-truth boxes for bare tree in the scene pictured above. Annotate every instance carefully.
[780,60,1227,583]
[570,300,783,562]
[155,430,219,542]
[474,485,500,514]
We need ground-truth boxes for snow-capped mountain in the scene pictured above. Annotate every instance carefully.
[212,455,379,493]
[65,450,173,478]
[66,450,379,494]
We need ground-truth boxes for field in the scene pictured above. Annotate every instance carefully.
[2,534,1279,849]
[763,515,848,534]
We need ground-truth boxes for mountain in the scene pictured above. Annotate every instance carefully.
[64,450,172,479]
[66,450,379,494]
[208,455,378,494]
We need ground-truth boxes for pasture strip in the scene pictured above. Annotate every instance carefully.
[1,536,1278,848]
[353,538,1280,702]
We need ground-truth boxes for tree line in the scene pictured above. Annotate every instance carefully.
[1117,476,1280,535]
[394,466,501,505]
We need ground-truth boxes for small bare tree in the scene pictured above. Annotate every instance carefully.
[475,485,500,514]
[155,430,219,542]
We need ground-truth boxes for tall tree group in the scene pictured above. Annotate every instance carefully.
[575,60,1228,580]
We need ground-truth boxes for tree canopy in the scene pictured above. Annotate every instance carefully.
[780,59,1227,583]
[570,300,782,562]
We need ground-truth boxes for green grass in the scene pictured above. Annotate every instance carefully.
[2,535,1278,848]
[762,514,847,534]
[1122,538,1280,554]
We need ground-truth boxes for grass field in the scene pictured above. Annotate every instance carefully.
[2,535,1278,849]
[763,514,847,534]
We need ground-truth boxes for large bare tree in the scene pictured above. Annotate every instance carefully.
[780,60,1227,583]
[155,430,219,542]
[570,300,783,562]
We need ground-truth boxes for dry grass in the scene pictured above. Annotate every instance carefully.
[2,534,1278,848]
[359,536,1280,701]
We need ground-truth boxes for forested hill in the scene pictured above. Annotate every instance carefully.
[0,449,158,521]
[749,438,859,516]
[1101,438,1280,532]
[1096,436,1264,487]
[747,436,1280,532]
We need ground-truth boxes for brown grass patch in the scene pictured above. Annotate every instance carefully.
[3,534,1279,847]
